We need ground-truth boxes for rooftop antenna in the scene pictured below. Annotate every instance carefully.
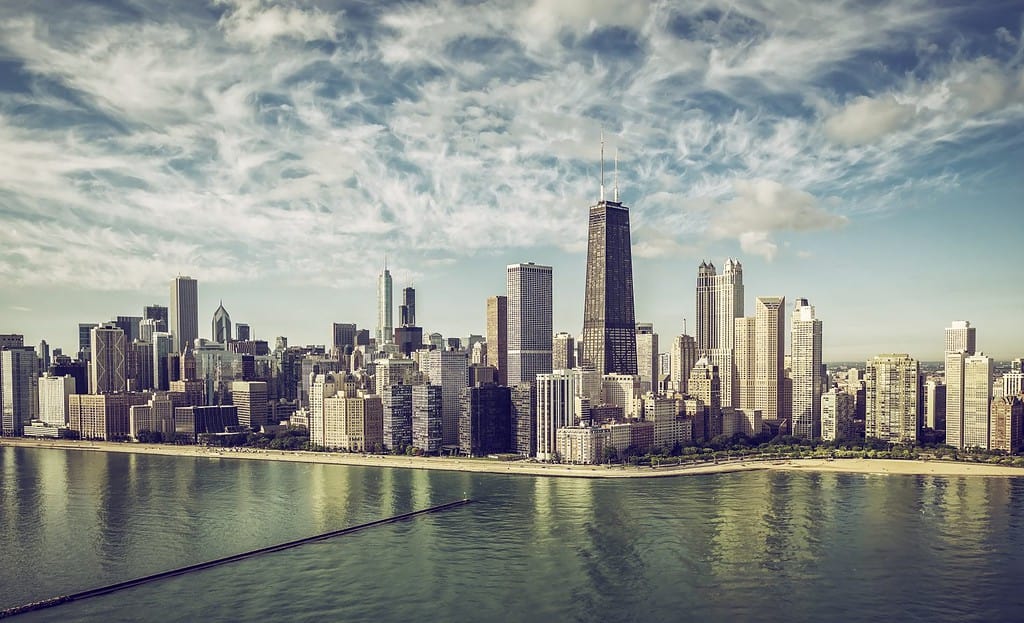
[613,148,619,203]
[599,129,605,202]
[683,317,687,335]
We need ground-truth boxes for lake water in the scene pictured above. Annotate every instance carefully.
[2,445,1024,622]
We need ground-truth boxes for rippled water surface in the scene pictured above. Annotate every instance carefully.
[3,446,1024,622]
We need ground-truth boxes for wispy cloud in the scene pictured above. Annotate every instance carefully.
[0,0,1021,289]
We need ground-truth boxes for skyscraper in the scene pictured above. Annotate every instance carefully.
[552,332,576,371]
[212,302,231,343]
[170,276,199,354]
[143,304,169,332]
[400,287,416,327]
[486,296,508,385]
[635,323,658,394]
[582,145,637,375]
[377,263,393,346]
[864,353,919,444]
[423,349,468,446]
[90,323,126,394]
[695,259,743,406]
[506,263,553,386]
[944,320,977,449]
[2,346,39,436]
[754,297,785,423]
[536,371,577,461]
[670,331,696,395]
[962,353,993,449]
[790,299,823,439]
[38,373,75,426]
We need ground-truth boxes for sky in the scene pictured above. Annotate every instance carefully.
[1,0,1022,362]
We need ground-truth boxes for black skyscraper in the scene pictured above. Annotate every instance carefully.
[581,142,637,375]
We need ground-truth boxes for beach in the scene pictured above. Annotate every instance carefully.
[3,437,1023,479]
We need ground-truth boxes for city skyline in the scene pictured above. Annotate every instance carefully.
[1,2,1023,360]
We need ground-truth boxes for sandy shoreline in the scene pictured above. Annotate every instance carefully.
[3,437,1023,479]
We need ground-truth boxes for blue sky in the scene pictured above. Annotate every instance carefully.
[1,0,1022,361]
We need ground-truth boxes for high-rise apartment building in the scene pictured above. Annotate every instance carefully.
[924,380,946,430]
[485,296,508,386]
[790,299,822,439]
[2,347,39,435]
[670,332,696,395]
[733,316,756,415]
[688,358,722,440]
[38,373,75,426]
[754,297,785,423]
[511,382,536,456]
[412,384,443,453]
[581,164,637,375]
[332,323,357,354]
[536,371,577,461]
[377,264,393,346]
[635,323,658,394]
[552,332,576,371]
[990,396,1023,454]
[459,384,512,456]
[821,388,855,442]
[962,353,993,449]
[695,259,743,407]
[382,384,413,451]
[944,320,977,448]
[170,276,199,354]
[864,354,919,444]
[90,323,126,394]
[423,349,468,446]
[212,302,232,343]
[506,263,552,386]
[1004,370,1024,399]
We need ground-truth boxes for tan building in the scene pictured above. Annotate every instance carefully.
[864,354,919,444]
[556,425,610,464]
[232,381,269,430]
[69,392,150,440]
[485,295,508,386]
[821,388,855,442]
[129,395,176,441]
[754,297,785,422]
[990,396,1023,454]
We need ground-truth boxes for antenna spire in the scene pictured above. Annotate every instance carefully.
[683,317,687,335]
[613,148,619,202]
[599,130,605,202]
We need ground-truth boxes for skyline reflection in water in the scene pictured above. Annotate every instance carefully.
[2,446,1024,622]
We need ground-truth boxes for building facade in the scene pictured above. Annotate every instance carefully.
[864,354,919,444]
[790,299,823,439]
[581,194,637,375]
[485,295,508,386]
[170,275,199,354]
[506,262,553,386]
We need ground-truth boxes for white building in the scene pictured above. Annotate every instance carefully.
[944,320,976,448]
[556,426,610,464]
[536,371,578,461]
[962,353,994,449]
[377,264,393,346]
[790,299,822,439]
[602,373,640,419]
[38,373,76,426]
